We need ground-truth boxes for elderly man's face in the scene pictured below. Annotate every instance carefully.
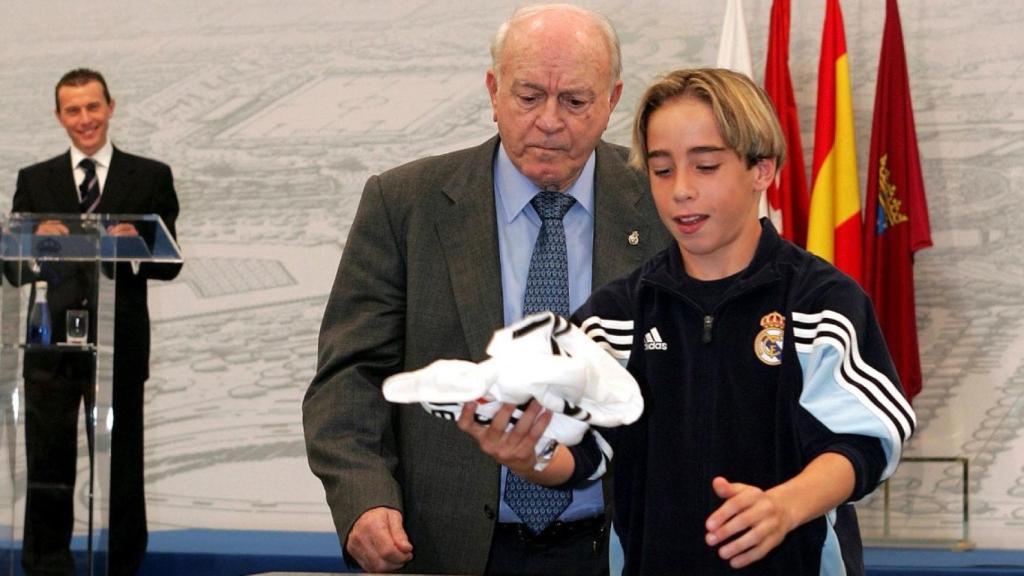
[487,15,622,192]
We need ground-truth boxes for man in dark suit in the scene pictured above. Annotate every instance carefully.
[303,5,669,574]
[12,68,181,576]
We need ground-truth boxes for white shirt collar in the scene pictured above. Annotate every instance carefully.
[70,139,113,169]
[494,142,595,224]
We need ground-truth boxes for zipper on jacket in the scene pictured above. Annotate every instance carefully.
[642,259,779,346]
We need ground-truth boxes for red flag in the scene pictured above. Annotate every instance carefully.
[763,0,809,247]
[808,0,862,284]
[863,0,932,402]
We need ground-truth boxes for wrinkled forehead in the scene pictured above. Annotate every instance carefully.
[499,21,613,88]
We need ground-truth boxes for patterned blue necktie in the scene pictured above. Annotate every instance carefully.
[79,158,100,213]
[504,190,576,534]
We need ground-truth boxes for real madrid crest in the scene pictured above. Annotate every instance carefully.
[754,311,785,366]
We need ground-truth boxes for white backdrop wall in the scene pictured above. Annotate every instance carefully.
[1,0,1021,549]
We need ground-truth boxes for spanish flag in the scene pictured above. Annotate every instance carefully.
[807,0,862,284]
[864,0,932,401]
[763,0,809,247]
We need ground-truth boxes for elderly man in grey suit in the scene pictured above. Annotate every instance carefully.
[303,4,668,574]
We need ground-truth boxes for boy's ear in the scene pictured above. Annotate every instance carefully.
[752,158,777,193]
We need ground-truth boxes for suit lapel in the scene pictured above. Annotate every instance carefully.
[44,152,81,214]
[435,137,504,361]
[592,141,660,288]
[95,147,135,214]
[433,138,660,358]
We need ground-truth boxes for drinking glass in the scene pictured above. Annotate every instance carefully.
[66,310,89,345]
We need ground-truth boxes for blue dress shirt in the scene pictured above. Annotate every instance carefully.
[493,143,604,523]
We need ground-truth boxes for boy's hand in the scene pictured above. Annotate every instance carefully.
[705,476,795,569]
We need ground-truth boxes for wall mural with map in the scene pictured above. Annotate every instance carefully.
[0,0,1021,550]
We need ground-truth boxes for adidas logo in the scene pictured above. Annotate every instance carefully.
[643,327,667,351]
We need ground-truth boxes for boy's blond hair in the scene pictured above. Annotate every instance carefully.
[630,68,786,171]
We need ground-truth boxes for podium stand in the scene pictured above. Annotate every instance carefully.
[0,213,182,576]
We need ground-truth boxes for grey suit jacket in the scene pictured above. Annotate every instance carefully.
[303,135,669,574]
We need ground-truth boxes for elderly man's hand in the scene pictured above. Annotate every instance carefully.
[345,507,413,573]
[457,400,551,476]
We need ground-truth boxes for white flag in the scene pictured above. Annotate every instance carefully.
[717,0,753,77]
[716,0,768,219]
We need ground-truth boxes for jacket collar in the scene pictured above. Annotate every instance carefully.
[652,217,785,294]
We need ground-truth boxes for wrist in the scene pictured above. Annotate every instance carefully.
[516,444,574,487]
[766,485,800,535]
[507,456,542,480]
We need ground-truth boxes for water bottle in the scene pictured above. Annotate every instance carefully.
[27,280,52,346]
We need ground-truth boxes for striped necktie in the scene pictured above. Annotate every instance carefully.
[79,158,100,213]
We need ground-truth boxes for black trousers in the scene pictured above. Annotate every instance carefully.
[22,352,147,576]
[485,518,610,576]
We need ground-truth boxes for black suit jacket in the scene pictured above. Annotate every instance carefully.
[13,146,181,382]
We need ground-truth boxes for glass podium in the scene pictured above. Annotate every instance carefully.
[0,214,182,575]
